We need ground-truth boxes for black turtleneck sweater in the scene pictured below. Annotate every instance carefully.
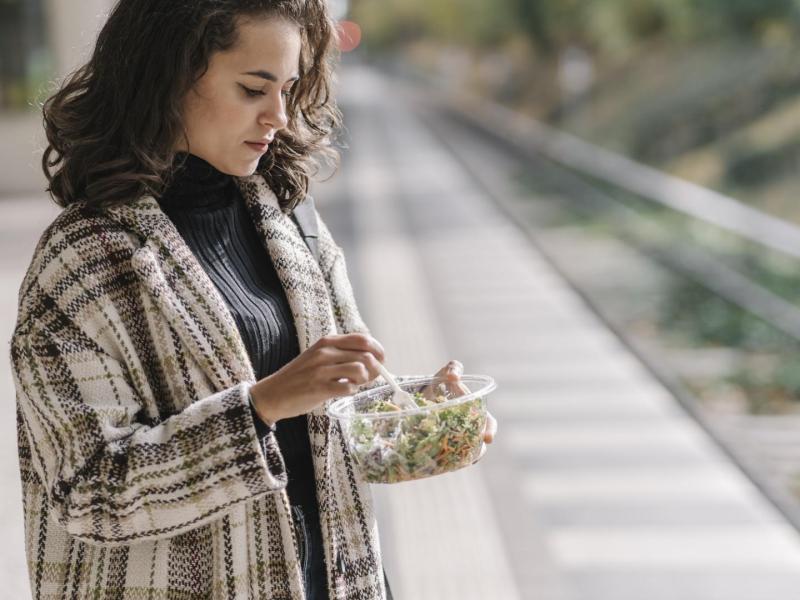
[157,153,328,598]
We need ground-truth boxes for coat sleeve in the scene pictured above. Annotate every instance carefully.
[11,313,288,547]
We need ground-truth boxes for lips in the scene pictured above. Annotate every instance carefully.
[245,141,269,152]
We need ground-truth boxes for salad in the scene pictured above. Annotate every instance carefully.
[346,388,487,484]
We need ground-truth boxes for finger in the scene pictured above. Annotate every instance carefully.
[483,412,497,444]
[324,362,371,385]
[419,381,468,403]
[443,361,469,395]
[427,360,466,396]
[443,360,469,395]
[450,380,471,396]
[420,378,451,401]
[325,333,385,363]
[323,350,382,379]
[328,378,359,396]
[423,375,468,402]
[433,360,463,380]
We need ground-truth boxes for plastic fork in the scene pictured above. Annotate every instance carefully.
[374,362,418,410]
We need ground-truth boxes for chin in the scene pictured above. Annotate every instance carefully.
[243,160,261,176]
[221,160,259,178]
[238,165,260,177]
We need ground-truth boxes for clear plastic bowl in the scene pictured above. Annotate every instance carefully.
[327,374,496,484]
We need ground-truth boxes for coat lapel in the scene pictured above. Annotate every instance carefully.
[105,194,254,392]
[235,175,338,356]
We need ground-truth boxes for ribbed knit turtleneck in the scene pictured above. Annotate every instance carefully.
[159,153,300,380]
[156,153,329,598]
[160,152,236,210]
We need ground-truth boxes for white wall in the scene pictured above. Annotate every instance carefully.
[0,0,113,196]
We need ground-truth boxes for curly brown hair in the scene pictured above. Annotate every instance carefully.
[42,0,342,211]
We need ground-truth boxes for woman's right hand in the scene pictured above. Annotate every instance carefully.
[249,333,386,425]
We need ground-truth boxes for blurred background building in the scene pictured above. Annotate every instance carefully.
[5,1,800,598]
[0,0,110,193]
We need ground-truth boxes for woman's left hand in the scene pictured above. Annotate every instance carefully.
[429,360,497,445]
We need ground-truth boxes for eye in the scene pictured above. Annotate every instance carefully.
[239,84,264,98]
[281,87,294,99]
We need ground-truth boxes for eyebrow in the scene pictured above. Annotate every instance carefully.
[242,70,300,83]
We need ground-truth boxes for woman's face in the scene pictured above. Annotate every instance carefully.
[177,16,302,176]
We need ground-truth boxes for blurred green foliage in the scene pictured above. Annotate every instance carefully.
[352,0,517,48]
[352,0,800,55]
[658,280,792,349]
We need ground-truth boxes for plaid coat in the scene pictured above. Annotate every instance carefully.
[10,174,389,599]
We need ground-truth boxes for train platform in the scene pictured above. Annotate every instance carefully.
[316,64,800,600]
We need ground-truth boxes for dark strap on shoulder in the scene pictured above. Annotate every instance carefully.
[290,195,320,262]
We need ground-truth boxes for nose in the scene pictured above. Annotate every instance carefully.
[258,91,289,132]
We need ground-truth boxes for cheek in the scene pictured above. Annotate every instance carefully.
[216,101,252,134]
[186,90,249,142]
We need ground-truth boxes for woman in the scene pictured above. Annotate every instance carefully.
[11,1,496,598]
